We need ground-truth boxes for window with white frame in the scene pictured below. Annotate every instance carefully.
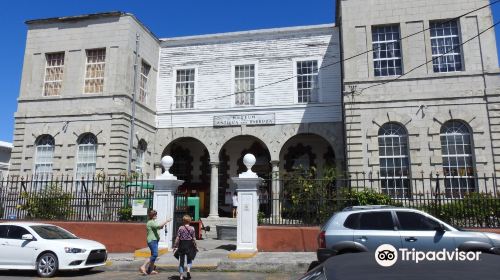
[175,69,195,109]
[84,48,106,93]
[234,64,255,106]
[76,133,97,179]
[139,61,151,103]
[440,121,475,198]
[296,60,319,103]
[378,123,410,198]
[34,135,55,178]
[44,52,65,96]
[372,25,402,76]
[136,140,147,174]
[430,20,463,73]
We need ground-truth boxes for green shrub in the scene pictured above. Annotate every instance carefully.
[20,184,73,220]
[422,193,500,228]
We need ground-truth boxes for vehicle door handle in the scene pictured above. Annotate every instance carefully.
[356,236,368,242]
[405,237,418,242]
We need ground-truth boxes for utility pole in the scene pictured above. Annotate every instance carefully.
[128,33,140,173]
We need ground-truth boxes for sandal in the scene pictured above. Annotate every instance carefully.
[150,270,159,275]
[139,267,147,275]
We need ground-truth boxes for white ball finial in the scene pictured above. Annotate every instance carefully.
[157,155,177,180]
[161,156,174,171]
[243,153,256,171]
[240,153,258,178]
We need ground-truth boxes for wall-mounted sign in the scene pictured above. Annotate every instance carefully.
[132,199,148,216]
[214,114,275,127]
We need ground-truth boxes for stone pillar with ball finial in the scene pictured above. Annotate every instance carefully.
[149,156,184,249]
[228,153,262,258]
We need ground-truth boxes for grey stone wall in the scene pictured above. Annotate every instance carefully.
[339,0,500,175]
[9,13,159,177]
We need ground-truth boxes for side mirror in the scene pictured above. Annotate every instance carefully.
[435,224,446,232]
[22,234,34,241]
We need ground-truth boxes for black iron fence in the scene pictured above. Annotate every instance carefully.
[258,173,500,228]
[1,173,499,228]
[0,175,153,222]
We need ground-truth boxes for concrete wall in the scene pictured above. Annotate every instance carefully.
[10,13,159,177]
[339,0,500,177]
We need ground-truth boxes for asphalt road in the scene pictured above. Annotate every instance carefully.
[0,270,300,280]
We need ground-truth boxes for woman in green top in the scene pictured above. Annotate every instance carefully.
[140,209,171,275]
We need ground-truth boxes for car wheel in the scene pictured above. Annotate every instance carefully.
[36,252,58,278]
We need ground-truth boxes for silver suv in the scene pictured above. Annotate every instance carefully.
[317,206,500,262]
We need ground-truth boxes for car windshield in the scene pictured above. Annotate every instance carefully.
[30,225,78,239]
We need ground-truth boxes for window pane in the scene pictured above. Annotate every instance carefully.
[84,49,106,93]
[44,53,65,96]
[359,212,394,230]
[430,20,463,73]
[296,60,319,103]
[234,64,255,106]
[7,226,30,239]
[372,25,402,77]
[396,211,440,231]
[378,123,411,198]
[440,121,475,198]
[175,69,195,108]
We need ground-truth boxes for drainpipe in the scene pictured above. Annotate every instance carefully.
[128,33,140,173]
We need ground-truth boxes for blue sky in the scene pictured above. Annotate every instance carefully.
[0,0,499,142]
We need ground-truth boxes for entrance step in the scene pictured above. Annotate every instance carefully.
[200,217,237,240]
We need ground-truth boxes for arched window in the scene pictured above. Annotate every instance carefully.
[378,123,410,198]
[440,121,475,198]
[136,140,147,174]
[76,133,97,179]
[34,135,55,178]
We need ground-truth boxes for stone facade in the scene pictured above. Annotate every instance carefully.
[0,141,12,179]
[338,0,500,179]
[10,12,158,177]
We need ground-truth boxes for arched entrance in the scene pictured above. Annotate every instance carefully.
[279,133,336,177]
[162,137,211,217]
[218,135,271,217]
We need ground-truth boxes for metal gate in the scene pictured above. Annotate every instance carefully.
[172,191,189,244]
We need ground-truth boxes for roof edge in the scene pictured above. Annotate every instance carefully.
[160,23,336,44]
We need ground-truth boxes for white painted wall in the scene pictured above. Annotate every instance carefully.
[156,25,341,128]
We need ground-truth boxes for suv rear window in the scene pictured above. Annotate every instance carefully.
[344,211,394,230]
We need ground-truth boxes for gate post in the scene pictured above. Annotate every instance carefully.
[150,156,184,249]
[230,154,262,257]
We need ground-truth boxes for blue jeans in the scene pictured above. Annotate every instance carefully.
[147,240,159,263]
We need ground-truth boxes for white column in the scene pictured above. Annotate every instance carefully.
[208,161,220,218]
[150,156,184,249]
[270,160,281,220]
[232,177,262,253]
[230,154,261,255]
[152,189,175,248]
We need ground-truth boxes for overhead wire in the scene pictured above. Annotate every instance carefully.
[173,0,500,105]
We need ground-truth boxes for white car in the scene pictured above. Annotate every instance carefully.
[0,222,107,278]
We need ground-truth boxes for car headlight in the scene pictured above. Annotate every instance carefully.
[64,247,86,254]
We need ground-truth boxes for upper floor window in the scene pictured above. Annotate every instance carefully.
[440,121,475,198]
[136,139,147,174]
[430,20,463,73]
[34,135,55,178]
[175,69,195,109]
[84,48,106,93]
[372,25,402,76]
[234,64,255,106]
[378,123,410,198]
[44,52,65,96]
[76,133,97,179]
[296,60,319,103]
[139,61,151,103]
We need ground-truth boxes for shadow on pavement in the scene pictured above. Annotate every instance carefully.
[215,244,237,251]
[0,269,105,278]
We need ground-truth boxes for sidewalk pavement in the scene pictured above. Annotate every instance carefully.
[104,238,315,275]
